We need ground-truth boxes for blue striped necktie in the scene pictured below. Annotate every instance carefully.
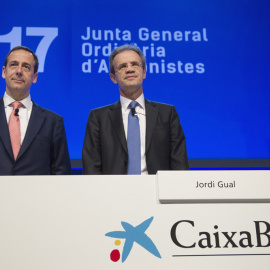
[127,101,141,175]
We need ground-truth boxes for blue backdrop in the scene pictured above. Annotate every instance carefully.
[1,0,269,167]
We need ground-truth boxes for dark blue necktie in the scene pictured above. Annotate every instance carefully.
[127,101,141,175]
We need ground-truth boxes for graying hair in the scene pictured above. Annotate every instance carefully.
[109,44,146,74]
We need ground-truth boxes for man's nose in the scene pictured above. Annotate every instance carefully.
[126,64,135,72]
[16,65,23,74]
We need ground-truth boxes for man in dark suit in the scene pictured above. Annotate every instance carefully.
[0,46,71,175]
[82,44,189,175]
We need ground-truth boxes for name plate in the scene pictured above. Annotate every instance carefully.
[157,170,270,203]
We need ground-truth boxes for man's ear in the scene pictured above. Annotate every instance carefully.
[143,68,146,79]
[2,66,6,79]
[110,73,117,84]
[32,72,38,84]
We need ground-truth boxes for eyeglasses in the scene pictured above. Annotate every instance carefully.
[114,61,143,72]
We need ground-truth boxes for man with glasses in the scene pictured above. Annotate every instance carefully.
[82,44,189,175]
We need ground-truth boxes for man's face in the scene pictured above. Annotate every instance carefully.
[2,49,38,100]
[110,50,146,100]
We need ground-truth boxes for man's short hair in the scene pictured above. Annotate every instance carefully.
[4,46,39,73]
[109,44,146,74]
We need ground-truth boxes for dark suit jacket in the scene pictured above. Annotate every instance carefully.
[82,99,189,175]
[0,97,71,175]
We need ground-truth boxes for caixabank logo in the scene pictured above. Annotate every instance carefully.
[105,216,161,262]
[105,217,270,263]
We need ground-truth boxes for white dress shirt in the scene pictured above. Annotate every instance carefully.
[4,92,33,145]
[120,94,148,174]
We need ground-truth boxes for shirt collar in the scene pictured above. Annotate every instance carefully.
[120,93,145,111]
[4,92,32,110]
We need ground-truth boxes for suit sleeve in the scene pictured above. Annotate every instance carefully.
[82,110,102,174]
[170,106,189,170]
[49,116,71,175]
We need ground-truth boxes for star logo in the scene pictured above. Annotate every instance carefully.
[105,216,161,262]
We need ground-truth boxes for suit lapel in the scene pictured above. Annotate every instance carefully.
[108,100,128,154]
[17,101,46,160]
[145,99,158,153]
[0,97,14,160]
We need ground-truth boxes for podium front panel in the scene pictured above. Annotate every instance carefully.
[0,175,269,270]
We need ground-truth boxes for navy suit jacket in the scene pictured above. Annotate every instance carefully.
[82,99,189,175]
[0,97,71,175]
